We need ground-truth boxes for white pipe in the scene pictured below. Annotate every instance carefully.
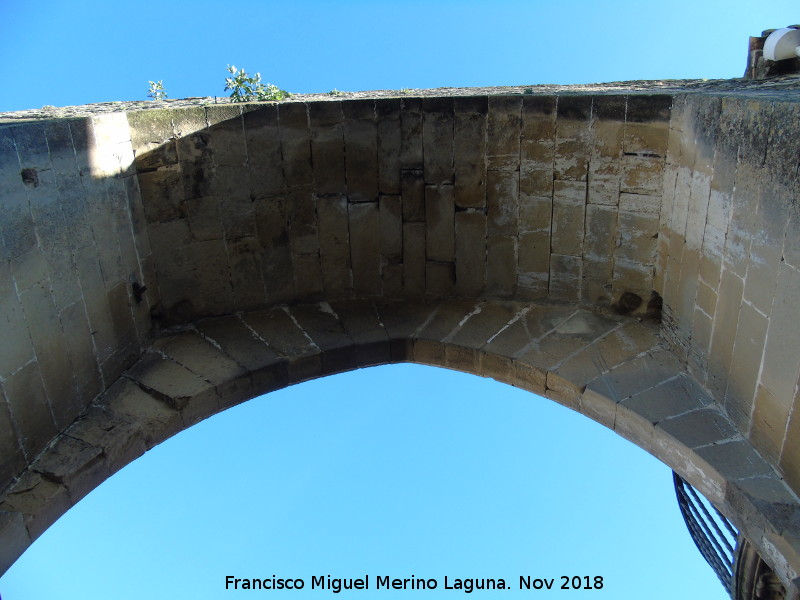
[763,27,800,61]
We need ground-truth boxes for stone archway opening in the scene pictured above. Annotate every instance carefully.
[0,363,728,599]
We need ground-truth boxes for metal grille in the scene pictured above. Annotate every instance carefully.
[673,472,738,595]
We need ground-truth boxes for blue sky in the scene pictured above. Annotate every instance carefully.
[1,1,797,598]
[0,0,797,110]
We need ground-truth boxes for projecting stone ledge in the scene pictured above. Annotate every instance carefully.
[2,75,800,123]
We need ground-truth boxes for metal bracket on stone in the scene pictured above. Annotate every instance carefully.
[131,279,147,304]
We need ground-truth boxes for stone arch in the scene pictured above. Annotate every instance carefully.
[1,297,796,588]
[1,82,800,594]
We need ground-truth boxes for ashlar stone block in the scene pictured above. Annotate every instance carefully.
[595,350,683,401]
[125,351,218,413]
[422,97,454,185]
[587,160,621,206]
[379,195,402,263]
[750,384,790,466]
[244,105,284,195]
[292,252,324,304]
[409,299,473,345]
[548,254,581,302]
[372,299,439,343]
[0,470,70,541]
[615,210,658,265]
[279,103,313,188]
[655,407,738,451]
[99,379,182,450]
[707,267,743,398]
[348,201,381,295]
[425,185,455,263]
[780,397,800,493]
[621,375,711,428]
[2,362,57,460]
[521,96,557,141]
[519,195,551,233]
[425,260,456,298]
[403,222,426,296]
[317,195,353,297]
[487,96,521,171]
[343,100,379,203]
[725,302,768,433]
[447,302,519,349]
[551,181,586,256]
[554,96,592,181]
[376,98,402,195]
[591,99,624,159]
[400,97,423,169]
[0,261,36,379]
[580,382,618,429]
[486,235,517,297]
[621,155,664,195]
[453,96,487,209]
[401,169,425,222]
[309,101,346,195]
[205,108,246,167]
[555,321,660,390]
[455,211,486,296]
[517,231,550,276]
[695,440,771,481]
[33,435,107,504]
[623,121,669,156]
[66,405,144,478]
[757,263,800,404]
[153,331,247,388]
[487,170,519,237]
[0,510,30,573]
[243,307,319,358]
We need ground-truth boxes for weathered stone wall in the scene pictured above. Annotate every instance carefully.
[0,114,155,493]
[125,95,669,324]
[657,95,800,494]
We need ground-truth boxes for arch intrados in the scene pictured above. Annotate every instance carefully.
[3,362,726,598]
[2,298,796,585]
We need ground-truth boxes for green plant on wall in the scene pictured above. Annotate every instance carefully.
[147,80,167,101]
[225,65,290,102]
